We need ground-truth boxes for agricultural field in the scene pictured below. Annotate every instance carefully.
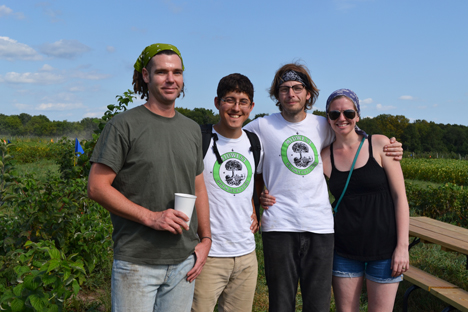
[401,158,468,186]
[1,136,468,311]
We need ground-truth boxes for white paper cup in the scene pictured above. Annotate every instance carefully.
[174,193,197,226]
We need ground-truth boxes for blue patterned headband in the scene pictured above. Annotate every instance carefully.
[326,88,361,116]
[326,88,367,138]
[278,70,311,90]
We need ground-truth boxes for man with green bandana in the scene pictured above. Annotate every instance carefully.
[88,43,211,311]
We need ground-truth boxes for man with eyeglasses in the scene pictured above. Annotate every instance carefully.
[192,73,262,312]
[244,63,403,311]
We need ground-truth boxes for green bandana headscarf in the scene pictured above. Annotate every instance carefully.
[134,43,184,72]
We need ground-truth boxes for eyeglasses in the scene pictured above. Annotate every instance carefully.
[278,84,305,94]
[221,97,251,107]
[327,110,357,120]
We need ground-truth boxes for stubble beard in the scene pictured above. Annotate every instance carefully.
[280,103,306,120]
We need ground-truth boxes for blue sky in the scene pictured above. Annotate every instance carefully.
[1,0,467,126]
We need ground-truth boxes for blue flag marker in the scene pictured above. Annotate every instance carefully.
[75,138,84,157]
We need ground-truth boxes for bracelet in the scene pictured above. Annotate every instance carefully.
[200,236,212,242]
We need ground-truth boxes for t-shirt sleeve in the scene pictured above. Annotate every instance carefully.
[90,122,129,174]
[244,119,264,174]
[194,125,204,176]
[243,118,259,135]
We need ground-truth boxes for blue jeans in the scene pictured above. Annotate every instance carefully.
[333,253,403,283]
[111,255,195,312]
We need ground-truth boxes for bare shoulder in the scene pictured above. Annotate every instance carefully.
[370,134,391,149]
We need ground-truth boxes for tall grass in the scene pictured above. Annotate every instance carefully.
[14,159,60,182]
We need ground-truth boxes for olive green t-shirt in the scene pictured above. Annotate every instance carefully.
[90,105,204,265]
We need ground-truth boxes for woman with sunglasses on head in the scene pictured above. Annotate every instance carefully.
[321,89,409,312]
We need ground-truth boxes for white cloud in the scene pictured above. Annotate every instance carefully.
[417,105,427,109]
[0,5,12,16]
[106,46,115,53]
[36,2,62,22]
[71,71,111,80]
[83,111,104,118]
[36,102,85,111]
[162,0,186,13]
[360,98,373,105]
[399,95,414,100]
[1,71,65,84]
[68,85,85,92]
[376,103,396,111]
[0,5,24,19]
[39,39,91,59]
[14,103,31,110]
[40,64,54,71]
[0,36,42,61]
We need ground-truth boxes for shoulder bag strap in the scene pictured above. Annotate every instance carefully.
[333,136,366,214]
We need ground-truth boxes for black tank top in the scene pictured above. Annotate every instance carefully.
[329,135,397,261]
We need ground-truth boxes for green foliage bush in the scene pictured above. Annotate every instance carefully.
[9,141,68,164]
[402,158,468,186]
[406,182,468,227]
[0,172,113,310]
[0,240,86,312]
[0,128,114,310]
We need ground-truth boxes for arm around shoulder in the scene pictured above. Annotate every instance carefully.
[375,135,410,275]
[321,146,332,178]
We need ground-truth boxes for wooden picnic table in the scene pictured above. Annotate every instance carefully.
[409,216,468,262]
[404,216,468,311]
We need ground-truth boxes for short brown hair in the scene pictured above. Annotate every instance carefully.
[217,73,254,103]
[269,63,319,111]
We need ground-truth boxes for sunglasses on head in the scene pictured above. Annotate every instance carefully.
[327,110,357,120]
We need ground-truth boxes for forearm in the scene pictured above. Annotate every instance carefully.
[194,174,211,239]
[87,163,190,234]
[255,173,265,202]
[88,166,154,226]
[394,197,410,248]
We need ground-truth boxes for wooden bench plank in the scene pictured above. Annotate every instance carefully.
[404,266,456,291]
[411,217,468,239]
[409,226,468,254]
[410,220,468,239]
[412,217,468,236]
[411,224,468,243]
[404,266,468,311]
[430,288,468,312]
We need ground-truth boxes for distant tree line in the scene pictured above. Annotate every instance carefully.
[0,113,99,139]
[2,109,467,157]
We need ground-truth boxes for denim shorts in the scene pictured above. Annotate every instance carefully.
[332,253,403,284]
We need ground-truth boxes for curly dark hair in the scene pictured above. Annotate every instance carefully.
[269,63,319,112]
[132,50,185,100]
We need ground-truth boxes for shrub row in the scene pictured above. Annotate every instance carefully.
[406,182,468,228]
[0,173,113,311]
[8,141,69,164]
[401,158,468,186]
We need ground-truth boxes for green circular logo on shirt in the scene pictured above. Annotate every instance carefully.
[281,135,319,175]
[213,152,253,194]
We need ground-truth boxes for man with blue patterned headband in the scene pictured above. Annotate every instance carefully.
[88,43,211,311]
[245,63,403,311]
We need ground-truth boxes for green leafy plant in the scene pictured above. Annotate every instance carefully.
[0,240,85,312]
